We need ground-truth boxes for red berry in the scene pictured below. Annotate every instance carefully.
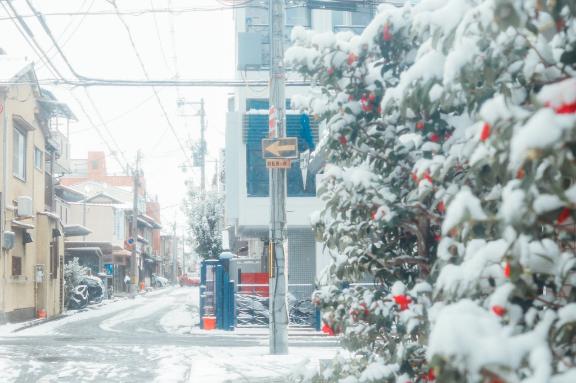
[383,25,392,41]
[368,93,376,102]
[322,323,335,336]
[555,101,576,114]
[426,368,436,381]
[556,17,566,32]
[480,122,491,141]
[339,135,347,145]
[437,201,445,214]
[411,172,418,182]
[557,208,571,224]
[422,170,433,184]
[327,67,334,76]
[377,106,382,114]
[393,295,412,311]
[516,168,525,179]
[430,133,440,143]
[504,262,511,278]
[416,121,425,130]
[491,305,506,317]
[347,53,357,65]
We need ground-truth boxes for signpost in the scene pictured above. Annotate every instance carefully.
[262,138,298,159]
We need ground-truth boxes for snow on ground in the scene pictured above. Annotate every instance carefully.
[0,287,179,336]
[159,301,199,334]
[151,345,337,383]
[0,287,339,382]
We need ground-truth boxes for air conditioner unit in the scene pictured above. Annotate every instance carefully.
[2,231,15,250]
[16,196,33,217]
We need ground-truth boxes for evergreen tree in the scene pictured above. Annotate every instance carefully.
[287,1,576,382]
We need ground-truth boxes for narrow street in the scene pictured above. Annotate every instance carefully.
[0,287,338,383]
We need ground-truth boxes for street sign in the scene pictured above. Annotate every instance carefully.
[262,137,298,159]
[266,159,292,169]
[299,150,310,189]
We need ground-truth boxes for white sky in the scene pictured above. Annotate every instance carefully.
[0,0,237,232]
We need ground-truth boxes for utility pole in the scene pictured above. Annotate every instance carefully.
[129,150,141,298]
[200,98,206,193]
[268,0,288,355]
[172,222,177,283]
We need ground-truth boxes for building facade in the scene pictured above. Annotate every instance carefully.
[0,57,73,322]
[226,2,379,298]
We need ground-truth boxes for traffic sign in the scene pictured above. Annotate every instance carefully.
[266,159,292,169]
[262,137,298,159]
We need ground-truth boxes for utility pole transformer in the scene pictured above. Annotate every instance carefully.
[268,0,289,355]
[129,150,141,297]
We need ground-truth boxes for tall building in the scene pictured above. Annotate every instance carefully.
[226,1,380,299]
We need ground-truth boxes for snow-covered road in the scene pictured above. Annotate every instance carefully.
[0,287,338,382]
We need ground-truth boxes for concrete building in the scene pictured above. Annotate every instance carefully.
[0,57,74,322]
[226,2,380,298]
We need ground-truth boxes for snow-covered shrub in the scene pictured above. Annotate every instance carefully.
[183,185,224,259]
[63,257,88,306]
[287,0,576,382]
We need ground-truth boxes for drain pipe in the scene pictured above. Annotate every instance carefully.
[1,91,8,322]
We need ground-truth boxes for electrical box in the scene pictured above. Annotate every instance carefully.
[237,32,265,70]
[2,231,15,250]
[16,196,33,217]
[35,264,44,283]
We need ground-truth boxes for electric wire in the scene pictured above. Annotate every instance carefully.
[106,0,192,166]
[0,3,269,21]
[2,0,66,80]
[21,0,130,173]
[150,0,172,73]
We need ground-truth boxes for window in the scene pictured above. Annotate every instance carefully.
[286,7,310,27]
[34,147,43,171]
[12,256,22,276]
[50,240,59,279]
[13,128,26,180]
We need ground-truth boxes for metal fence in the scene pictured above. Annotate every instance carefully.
[235,283,318,328]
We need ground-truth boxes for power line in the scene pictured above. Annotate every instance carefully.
[0,4,269,21]
[149,0,172,73]
[21,0,130,173]
[2,0,66,79]
[0,78,310,87]
[106,0,192,166]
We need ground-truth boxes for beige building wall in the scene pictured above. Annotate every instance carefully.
[0,81,64,322]
[69,203,124,248]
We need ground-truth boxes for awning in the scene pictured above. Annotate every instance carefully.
[63,224,92,237]
[103,249,131,266]
[11,220,35,229]
[65,241,113,254]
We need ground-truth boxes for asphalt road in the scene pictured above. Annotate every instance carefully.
[0,287,337,383]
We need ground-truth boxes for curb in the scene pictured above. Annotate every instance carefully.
[12,313,70,333]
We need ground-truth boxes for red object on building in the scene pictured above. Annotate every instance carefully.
[240,272,269,297]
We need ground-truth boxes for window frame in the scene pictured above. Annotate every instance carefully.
[12,126,27,181]
[34,146,43,171]
[12,256,22,276]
